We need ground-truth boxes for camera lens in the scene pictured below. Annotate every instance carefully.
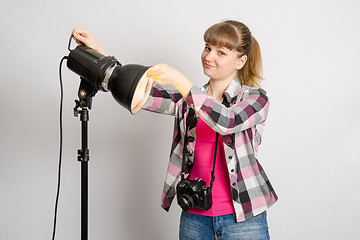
[178,193,195,211]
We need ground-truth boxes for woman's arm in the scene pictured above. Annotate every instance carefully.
[146,64,269,134]
[141,64,193,115]
[185,85,269,135]
[142,81,184,116]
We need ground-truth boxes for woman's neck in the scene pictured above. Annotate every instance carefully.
[207,76,234,103]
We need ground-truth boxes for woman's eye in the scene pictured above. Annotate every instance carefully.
[218,51,225,55]
[205,46,211,51]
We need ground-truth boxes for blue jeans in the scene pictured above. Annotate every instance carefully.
[179,211,270,240]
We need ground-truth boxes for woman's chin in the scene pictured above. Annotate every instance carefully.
[203,69,214,78]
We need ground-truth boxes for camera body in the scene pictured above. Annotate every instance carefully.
[176,178,212,211]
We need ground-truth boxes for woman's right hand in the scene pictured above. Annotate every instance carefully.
[72,29,109,56]
[146,64,193,98]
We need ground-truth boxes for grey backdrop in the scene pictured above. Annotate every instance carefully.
[1,0,359,239]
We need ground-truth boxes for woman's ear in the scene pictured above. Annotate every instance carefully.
[236,55,247,70]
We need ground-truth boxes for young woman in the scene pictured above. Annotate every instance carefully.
[73,20,278,240]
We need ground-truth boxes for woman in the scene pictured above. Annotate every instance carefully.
[73,20,278,240]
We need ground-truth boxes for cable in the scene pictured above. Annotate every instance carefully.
[51,35,74,240]
[52,55,68,240]
[68,34,75,51]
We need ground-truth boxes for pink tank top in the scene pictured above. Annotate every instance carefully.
[187,117,235,216]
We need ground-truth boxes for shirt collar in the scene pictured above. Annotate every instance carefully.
[201,77,242,104]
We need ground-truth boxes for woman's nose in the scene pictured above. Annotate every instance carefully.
[204,51,215,61]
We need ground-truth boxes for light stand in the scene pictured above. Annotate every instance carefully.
[75,104,89,240]
[73,78,97,240]
[66,44,153,240]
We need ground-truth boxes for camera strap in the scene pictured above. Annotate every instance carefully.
[181,107,219,194]
[181,108,197,181]
[209,132,219,193]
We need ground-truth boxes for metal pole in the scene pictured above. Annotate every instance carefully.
[78,108,89,240]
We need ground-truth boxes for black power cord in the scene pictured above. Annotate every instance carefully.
[52,35,74,240]
[52,55,68,240]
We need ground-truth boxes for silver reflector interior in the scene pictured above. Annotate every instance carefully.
[130,73,153,114]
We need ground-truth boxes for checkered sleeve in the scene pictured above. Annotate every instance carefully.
[142,82,183,115]
[184,85,269,135]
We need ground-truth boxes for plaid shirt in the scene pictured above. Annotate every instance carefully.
[143,78,278,222]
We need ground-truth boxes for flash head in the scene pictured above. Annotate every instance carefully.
[67,45,153,114]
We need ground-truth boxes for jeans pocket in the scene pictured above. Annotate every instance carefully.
[249,211,264,220]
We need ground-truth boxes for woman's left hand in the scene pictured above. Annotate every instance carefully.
[146,63,194,98]
[72,29,109,56]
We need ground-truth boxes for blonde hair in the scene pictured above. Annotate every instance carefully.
[204,20,263,87]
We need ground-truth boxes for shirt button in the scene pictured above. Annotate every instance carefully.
[186,161,193,169]
[232,183,236,186]
[226,142,231,146]
[187,136,195,142]
[231,169,235,173]
[228,156,233,159]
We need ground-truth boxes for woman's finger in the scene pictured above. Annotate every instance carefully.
[146,72,162,80]
[146,69,162,83]
[72,28,89,36]
[73,32,88,44]
[147,66,161,75]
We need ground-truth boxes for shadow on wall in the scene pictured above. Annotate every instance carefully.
[113,114,174,239]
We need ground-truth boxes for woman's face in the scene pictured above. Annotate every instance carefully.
[201,43,246,81]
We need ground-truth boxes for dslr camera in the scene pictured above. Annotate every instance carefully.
[176,178,212,211]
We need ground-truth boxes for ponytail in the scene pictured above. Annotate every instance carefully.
[237,36,263,87]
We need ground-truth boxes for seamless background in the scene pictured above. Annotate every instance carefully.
[1,0,359,239]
